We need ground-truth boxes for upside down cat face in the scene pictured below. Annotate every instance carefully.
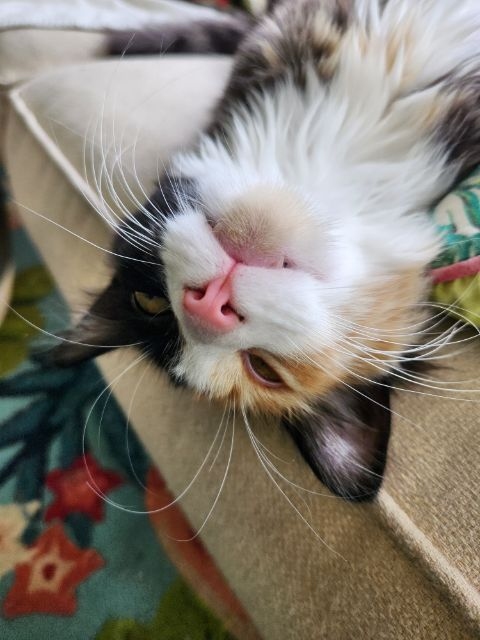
[48,174,433,502]
[159,181,432,418]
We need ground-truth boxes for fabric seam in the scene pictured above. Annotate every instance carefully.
[377,491,480,634]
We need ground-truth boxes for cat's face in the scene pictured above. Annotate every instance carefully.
[49,174,435,501]
[160,181,431,416]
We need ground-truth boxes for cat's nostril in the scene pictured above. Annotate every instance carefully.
[221,303,233,316]
[221,303,244,321]
[189,288,205,301]
[183,277,242,333]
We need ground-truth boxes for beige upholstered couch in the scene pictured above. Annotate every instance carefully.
[2,27,480,640]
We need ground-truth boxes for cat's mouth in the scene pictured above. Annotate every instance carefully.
[242,350,285,389]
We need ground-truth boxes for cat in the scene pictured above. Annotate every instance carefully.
[49,0,480,501]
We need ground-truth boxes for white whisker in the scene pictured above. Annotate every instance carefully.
[177,400,235,542]
[242,407,344,556]
[2,300,141,350]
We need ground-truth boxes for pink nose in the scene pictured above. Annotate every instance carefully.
[183,273,242,333]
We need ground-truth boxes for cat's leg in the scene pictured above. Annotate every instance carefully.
[107,13,254,57]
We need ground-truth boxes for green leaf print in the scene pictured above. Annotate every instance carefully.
[0,304,43,339]
[0,339,27,376]
[457,190,480,228]
[12,265,54,303]
[96,580,234,640]
[0,265,53,377]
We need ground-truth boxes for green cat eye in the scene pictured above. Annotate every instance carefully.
[132,291,170,316]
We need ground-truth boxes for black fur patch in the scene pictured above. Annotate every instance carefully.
[283,382,392,501]
[209,0,351,135]
[107,15,253,57]
[437,73,480,177]
[45,176,197,381]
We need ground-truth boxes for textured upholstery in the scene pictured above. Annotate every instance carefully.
[5,54,480,639]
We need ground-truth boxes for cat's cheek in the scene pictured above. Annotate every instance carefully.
[173,345,241,397]
[231,266,329,354]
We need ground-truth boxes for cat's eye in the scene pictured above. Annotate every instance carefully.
[132,291,170,316]
[243,351,284,388]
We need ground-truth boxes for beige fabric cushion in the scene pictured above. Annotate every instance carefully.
[0,0,226,88]
[0,252,14,326]
[0,85,14,326]
[5,56,480,639]
[0,30,107,88]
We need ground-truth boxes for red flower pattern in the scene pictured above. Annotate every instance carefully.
[3,523,103,618]
[45,454,122,522]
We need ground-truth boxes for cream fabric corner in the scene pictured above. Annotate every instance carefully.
[0,0,226,88]
[0,0,220,31]
[0,263,14,326]
[0,30,107,88]
[6,56,480,639]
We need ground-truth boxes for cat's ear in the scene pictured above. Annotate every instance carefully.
[282,383,392,501]
[40,279,131,367]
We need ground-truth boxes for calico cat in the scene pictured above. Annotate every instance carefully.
[50,0,480,500]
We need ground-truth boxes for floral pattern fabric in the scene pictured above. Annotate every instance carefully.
[0,228,238,639]
[430,168,480,325]
[431,167,480,272]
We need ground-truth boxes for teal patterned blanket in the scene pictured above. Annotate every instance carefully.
[0,229,237,638]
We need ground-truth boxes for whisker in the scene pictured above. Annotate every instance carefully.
[2,301,141,350]
[124,351,155,492]
[83,351,150,509]
[242,406,344,556]
[287,336,480,411]
[330,333,480,393]
[176,400,235,542]
[12,200,157,265]
[85,388,233,516]
[246,421,335,498]
[208,399,231,472]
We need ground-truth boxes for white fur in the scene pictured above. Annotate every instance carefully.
[160,0,480,395]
